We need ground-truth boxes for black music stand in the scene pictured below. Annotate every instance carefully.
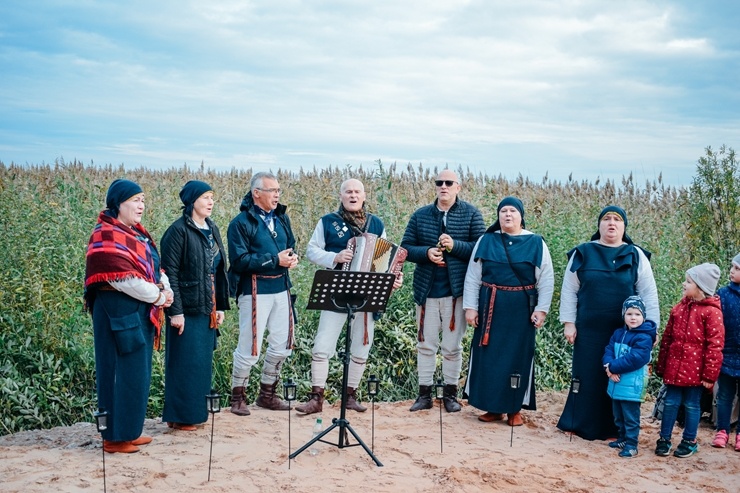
[289,269,396,467]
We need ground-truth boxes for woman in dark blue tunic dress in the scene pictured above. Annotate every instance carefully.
[161,181,230,430]
[463,197,554,425]
[85,179,174,453]
[557,206,659,440]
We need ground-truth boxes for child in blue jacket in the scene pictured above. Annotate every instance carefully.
[602,295,658,458]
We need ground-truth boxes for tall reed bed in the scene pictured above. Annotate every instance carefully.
[0,159,693,434]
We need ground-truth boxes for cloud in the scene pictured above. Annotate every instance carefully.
[0,1,738,186]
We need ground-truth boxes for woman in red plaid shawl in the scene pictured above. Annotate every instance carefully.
[84,179,174,454]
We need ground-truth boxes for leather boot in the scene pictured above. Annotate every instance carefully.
[442,384,462,413]
[409,385,433,412]
[255,382,290,410]
[295,386,324,414]
[345,387,367,412]
[230,386,251,416]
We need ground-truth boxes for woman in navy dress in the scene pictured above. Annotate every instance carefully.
[85,179,174,453]
[161,180,229,430]
[557,206,659,440]
[463,197,554,426]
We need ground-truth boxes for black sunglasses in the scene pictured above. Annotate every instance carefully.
[435,180,457,187]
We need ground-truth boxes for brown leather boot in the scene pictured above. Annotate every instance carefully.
[345,387,367,412]
[255,382,290,410]
[442,384,462,413]
[230,386,251,416]
[409,385,433,412]
[295,386,324,414]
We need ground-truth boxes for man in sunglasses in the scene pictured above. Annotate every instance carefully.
[227,171,299,416]
[401,169,486,412]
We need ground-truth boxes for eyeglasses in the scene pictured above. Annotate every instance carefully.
[257,187,282,194]
[435,180,457,187]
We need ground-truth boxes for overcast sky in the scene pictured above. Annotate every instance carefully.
[1,1,738,186]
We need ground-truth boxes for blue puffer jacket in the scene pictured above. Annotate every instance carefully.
[718,283,740,377]
[602,319,657,402]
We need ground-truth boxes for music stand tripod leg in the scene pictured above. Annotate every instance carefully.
[290,269,394,466]
[334,303,383,465]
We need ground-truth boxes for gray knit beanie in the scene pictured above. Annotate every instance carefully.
[686,263,721,297]
[733,253,740,267]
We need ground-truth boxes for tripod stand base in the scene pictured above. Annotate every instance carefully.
[289,418,383,467]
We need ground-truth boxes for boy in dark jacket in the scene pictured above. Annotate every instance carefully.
[655,263,725,458]
[712,253,740,450]
[603,295,657,458]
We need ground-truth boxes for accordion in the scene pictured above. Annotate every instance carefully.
[342,233,407,276]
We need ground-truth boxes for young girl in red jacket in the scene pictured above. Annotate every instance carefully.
[655,263,725,458]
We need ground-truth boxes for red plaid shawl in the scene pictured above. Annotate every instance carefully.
[85,211,164,348]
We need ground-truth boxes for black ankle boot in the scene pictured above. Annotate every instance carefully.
[443,384,461,412]
[409,385,433,412]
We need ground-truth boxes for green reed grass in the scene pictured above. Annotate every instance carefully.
[0,156,724,434]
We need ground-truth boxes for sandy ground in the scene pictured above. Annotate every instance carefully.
[0,391,736,493]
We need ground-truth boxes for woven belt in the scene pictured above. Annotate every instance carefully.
[479,282,535,346]
[250,274,294,356]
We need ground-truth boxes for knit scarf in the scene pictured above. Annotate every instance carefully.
[338,203,367,235]
[85,211,164,348]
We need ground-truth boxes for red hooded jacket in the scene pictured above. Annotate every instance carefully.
[656,295,725,386]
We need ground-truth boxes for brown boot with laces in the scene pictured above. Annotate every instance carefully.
[345,387,367,412]
[295,386,324,414]
[255,382,290,410]
[230,386,251,416]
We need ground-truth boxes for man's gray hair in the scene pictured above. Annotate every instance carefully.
[250,171,278,192]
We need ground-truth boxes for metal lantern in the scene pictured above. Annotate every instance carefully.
[93,408,109,493]
[367,374,379,398]
[94,408,109,432]
[206,391,222,414]
[510,373,521,389]
[571,377,581,394]
[283,378,297,402]
[435,379,445,399]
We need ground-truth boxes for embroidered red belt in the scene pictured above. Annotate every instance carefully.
[417,298,457,342]
[479,281,535,346]
[250,273,295,356]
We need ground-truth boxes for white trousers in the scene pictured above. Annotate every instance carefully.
[310,309,375,388]
[232,291,293,388]
[416,296,466,386]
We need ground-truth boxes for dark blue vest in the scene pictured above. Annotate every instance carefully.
[320,212,384,253]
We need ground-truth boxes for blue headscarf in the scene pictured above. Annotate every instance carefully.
[179,180,213,217]
[488,196,526,233]
[105,179,143,218]
[590,205,632,244]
